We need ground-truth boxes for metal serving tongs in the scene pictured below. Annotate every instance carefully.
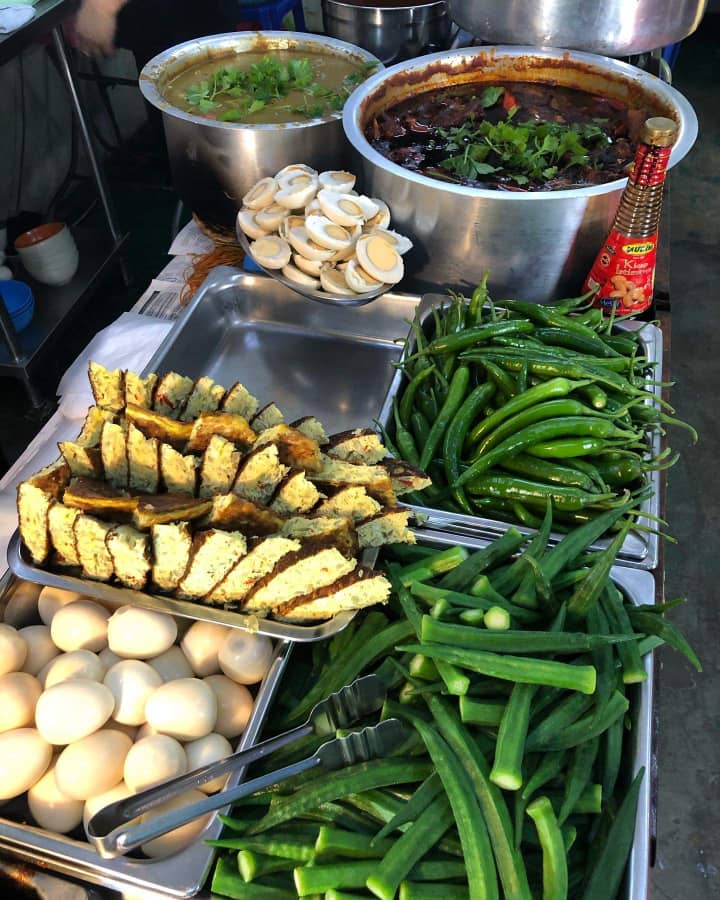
[87,675,408,858]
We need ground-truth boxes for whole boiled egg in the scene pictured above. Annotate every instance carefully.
[55,729,132,801]
[35,678,115,745]
[50,600,109,653]
[0,624,27,675]
[28,762,84,834]
[145,678,217,741]
[39,649,106,688]
[203,675,253,739]
[184,733,233,794]
[19,625,59,676]
[0,672,42,732]
[147,646,193,682]
[83,780,132,839]
[37,587,84,626]
[123,734,187,793]
[218,631,273,685]
[104,660,162,726]
[0,728,52,800]
[180,621,230,677]
[140,789,212,859]
[107,607,177,659]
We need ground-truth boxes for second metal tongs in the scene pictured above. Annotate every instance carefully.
[87,674,408,858]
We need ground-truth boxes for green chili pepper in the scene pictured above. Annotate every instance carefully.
[419,365,471,471]
[399,365,437,427]
[443,382,496,514]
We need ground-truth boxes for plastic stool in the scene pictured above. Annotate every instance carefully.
[240,0,306,31]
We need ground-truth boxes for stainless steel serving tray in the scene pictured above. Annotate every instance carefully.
[416,527,655,900]
[378,294,663,569]
[0,569,295,899]
[7,266,422,642]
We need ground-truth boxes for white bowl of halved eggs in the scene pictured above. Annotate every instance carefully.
[0,585,273,859]
[237,164,412,302]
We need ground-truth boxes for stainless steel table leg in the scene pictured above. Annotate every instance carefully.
[50,25,130,286]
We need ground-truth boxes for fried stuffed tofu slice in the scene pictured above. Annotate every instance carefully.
[221,382,258,421]
[58,441,104,480]
[48,503,83,566]
[159,443,199,495]
[356,507,415,548]
[275,568,391,621]
[63,476,138,520]
[200,494,284,536]
[153,372,195,419]
[185,412,256,454]
[88,361,125,412]
[199,435,242,499]
[127,424,160,494]
[380,459,432,496]
[176,529,248,600]
[151,522,193,592]
[132,493,212,529]
[180,376,226,422]
[74,514,115,581]
[270,471,324,516]
[106,524,151,590]
[309,455,396,506]
[124,371,158,409]
[207,536,300,605]
[254,425,322,473]
[125,404,193,450]
[326,428,387,465]
[243,544,357,616]
[17,482,53,564]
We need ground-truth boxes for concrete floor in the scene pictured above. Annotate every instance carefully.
[649,19,720,900]
[0,15,718,900]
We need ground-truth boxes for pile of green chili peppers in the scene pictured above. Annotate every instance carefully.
[387,276,696,532]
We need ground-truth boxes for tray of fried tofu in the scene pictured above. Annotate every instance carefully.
[10,269,428,641]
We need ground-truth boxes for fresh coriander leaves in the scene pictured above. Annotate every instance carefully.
[438,95,611,187]
[184,55,377,122]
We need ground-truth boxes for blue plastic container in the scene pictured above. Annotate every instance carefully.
[0,279,35,333]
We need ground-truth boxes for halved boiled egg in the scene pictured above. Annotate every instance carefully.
[317,190,366,227]
[293,254,324,277]
[319,265,356,296]
[278,215,306,241]
[318,170,356,193]
[352,195,380,220]
[305,215,353,252]
[276,164,318,181]
[254,203,290,232]
[275,173,319,210]
[249,235,292,270]
[286,225,336,262]
[344,258,384,294]
[370,227,414,255]
[281,263,321,290]
[237,208,269,240]
[356,233,404,284]
[365,199,392,230]
[242,177,277,210]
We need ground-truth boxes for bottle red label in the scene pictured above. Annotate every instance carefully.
[584,232,658,314]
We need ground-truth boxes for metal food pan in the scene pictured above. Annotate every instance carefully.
[414,527,655,900]
[7,266,422,641]
[0,568,295,898]
[378,294,664,569]
[8,531,376,643]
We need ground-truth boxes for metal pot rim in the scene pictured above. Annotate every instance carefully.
[139,31,382,132]
[323,0,447,10]
[342,44,698,200]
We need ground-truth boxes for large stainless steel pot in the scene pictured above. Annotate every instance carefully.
[343,46,697,301]
[322,0,453,65]
[447,0,708,57]
[139,32,381,226]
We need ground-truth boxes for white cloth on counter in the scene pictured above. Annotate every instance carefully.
[0,6,34,32]
[57,312,172,419]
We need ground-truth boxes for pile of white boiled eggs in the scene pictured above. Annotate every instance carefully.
[0,584,274,858]
[238,164,413,295]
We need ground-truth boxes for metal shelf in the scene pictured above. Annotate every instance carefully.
[0,228,127,379]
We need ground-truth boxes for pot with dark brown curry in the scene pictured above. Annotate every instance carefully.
[365,82,653,191]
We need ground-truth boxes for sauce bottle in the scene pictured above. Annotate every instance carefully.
[583,116,678,317]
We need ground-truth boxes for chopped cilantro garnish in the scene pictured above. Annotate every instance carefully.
[184,55,377,121]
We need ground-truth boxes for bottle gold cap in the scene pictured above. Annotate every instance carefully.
[641,116,679,147]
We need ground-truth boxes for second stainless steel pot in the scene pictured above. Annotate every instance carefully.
[139,32,381,226]
[322,0,453,65]
[447,0,708,57]
[343,46,698,301]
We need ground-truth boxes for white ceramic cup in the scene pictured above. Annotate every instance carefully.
[15,222,79,286]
